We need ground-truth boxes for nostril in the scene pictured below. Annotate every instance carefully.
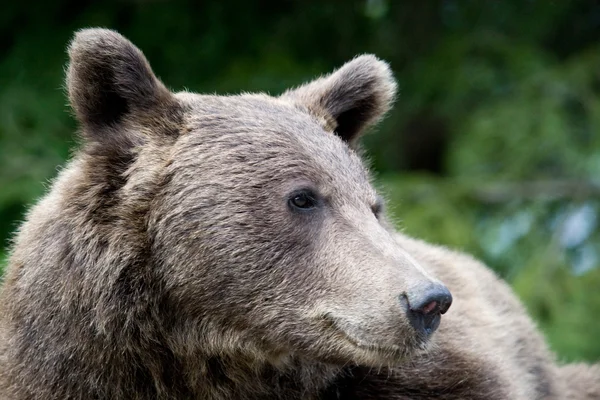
[409,285,453,316]
[420,300,438,315]
[437,287,452,315]
[439,294,452,315]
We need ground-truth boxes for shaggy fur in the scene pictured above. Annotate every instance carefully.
[0,28,597,399]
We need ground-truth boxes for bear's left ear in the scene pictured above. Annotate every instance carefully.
[281,55,397,145]
[66,28,174,139]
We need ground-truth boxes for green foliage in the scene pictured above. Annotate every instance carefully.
[1,0,599,362]
[450,47,600,180]
[0,252,5,277]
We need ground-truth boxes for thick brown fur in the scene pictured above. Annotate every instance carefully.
[0,28,597,399]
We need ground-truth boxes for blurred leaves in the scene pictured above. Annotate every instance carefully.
[1,0,600,362]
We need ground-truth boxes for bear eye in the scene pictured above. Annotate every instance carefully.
[372,198,384,218]
[288,190,318,211]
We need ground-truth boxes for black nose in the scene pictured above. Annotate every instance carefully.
[405,285,453,336]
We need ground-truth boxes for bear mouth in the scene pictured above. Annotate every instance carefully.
[318,314,427,362]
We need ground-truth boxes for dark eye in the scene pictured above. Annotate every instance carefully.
[288,190,317,211]
[372,198,384,218]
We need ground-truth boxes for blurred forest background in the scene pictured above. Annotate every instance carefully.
[1,0,600,362]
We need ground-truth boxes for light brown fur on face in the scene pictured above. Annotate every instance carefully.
[0,28,597,400]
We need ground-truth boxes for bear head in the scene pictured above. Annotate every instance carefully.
[66,28,452,368]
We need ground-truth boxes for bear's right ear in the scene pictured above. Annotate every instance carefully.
[67,28,174,138]
[281,55,397,146]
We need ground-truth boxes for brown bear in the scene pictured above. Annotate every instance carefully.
[0,28,598,400]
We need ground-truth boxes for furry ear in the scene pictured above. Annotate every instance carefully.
[66,28,173,135]
[282,55,397,144]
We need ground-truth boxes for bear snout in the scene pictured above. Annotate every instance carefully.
[403,284,453,336]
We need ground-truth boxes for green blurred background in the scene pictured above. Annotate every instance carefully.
[1,1,600,363]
